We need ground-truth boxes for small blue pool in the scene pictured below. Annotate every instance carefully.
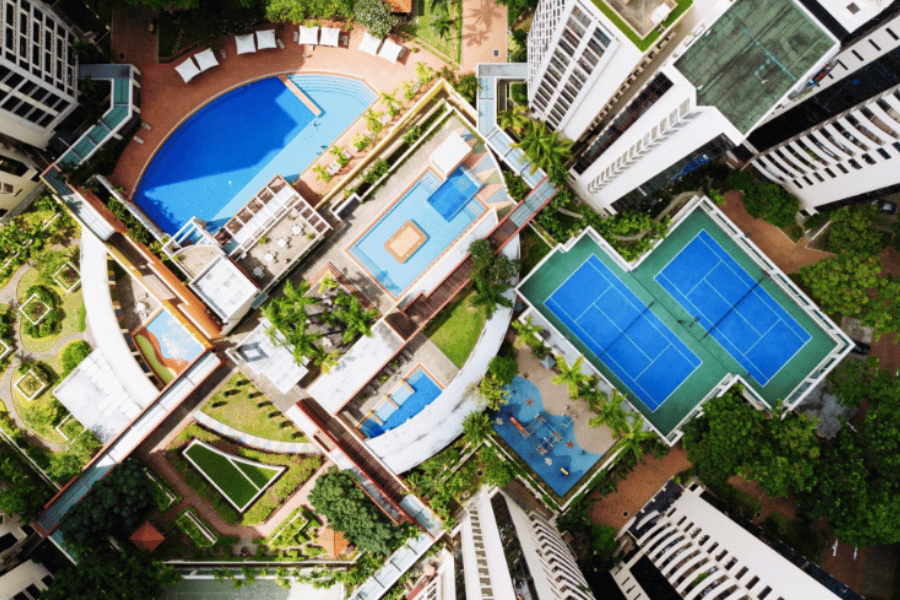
[349,166,485,297]
[135,75,376,235]
[144,309,204,363]
[360,368,442,438]
[493,377,605,496]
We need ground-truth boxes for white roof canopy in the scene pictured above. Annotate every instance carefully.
[235,33,256,54]
[175,57,200,82]
[189,256,259,321]
[430,131,471,176]
[256,29,277,50]
[377,38,403,63]
[320,27,340,47]
[358,32,383,56]
[237,320,308,394]
[194,48,218,72]
[298,25,319,45]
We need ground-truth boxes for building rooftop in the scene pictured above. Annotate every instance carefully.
[234,320,309,394]
[675,0,835,133]
[591,0,693,50]
[189,256,259,321]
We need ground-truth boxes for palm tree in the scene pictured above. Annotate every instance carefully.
[401,80,418,101]
[312,164,332,182]
[281,279,320,318]
[380,90,400,110]
[514,120,574,174]
[318,271,340,294]
[471,278,513,320]
[432,10,456,41]
[583,386,608,414]
[552,356,591,399]
[289,326,324,363]
[512,315,543,349]
[337,298,379,344]
[416,62,435,86]
[617,413,656,461]
[588,391,628,437]
[498,104,530,137]
[315,349,342,374]
[462,411,493,444]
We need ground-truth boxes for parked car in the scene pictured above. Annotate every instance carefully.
[871,199,899,214]
[851,340,871,355]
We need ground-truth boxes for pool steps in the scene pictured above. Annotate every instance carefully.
[278,75,322,116]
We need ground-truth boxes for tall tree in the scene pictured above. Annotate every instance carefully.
[513,120,573,174]
[512,315,543,349]
[588,389,628,437]
[825,205,887,256]
[462,410,493,444]
[43,548,181,600]
[552,356,590,398]
[617,413,656,461]
[498,105,530,137]
[741,181,799,227]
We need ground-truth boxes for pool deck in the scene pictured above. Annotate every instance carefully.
[110,25,448,201]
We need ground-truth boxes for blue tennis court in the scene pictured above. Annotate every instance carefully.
[545,255,701,411]
[655,230,810,385]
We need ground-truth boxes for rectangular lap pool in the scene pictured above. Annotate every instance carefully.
[360,368,442,438]
[349,166,485,297]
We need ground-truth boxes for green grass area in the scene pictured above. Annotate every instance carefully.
[424,286,487,368]
[520,226,552,275]
[397,0,461,65]
[167,425,323,525]
[184,441,282,510]
[175,508,217,548]
[135,333,176,384]
[589,0,692,51]
[11,355,66,445]
[200,372,305,443]
[17,268,86,354]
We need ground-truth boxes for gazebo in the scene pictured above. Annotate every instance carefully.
[130,521,165,552]
[316,527,350,557]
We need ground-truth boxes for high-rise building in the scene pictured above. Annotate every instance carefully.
[0,0,79,216]
[612,482,863,600]
[747,11,900,211]
[565,0,840,213]
[415,487,596,600]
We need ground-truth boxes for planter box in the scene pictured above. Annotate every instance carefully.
[0,339,11,362]
[19,293,50,325]
[15,368,49,401]
[52,261,81,293]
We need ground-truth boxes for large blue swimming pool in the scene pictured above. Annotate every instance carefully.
[360,368,442,438]
[135,75,376,235]
[349,166,485,297]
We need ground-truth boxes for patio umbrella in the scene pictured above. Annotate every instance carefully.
[256,29,277,50]
[358,32,383,56]
[298,25,319,45]
[235,33,256,54]
[320,27,340,47]
[377,38,403,63]
[194,48,218,72]
[175,56,200,83]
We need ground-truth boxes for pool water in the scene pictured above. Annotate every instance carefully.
[135,75,376,235]
[360,368,442,438]
[493,377,605,496]
[349,167,485,297]
[428,167,482,220]
[144,309,204,364]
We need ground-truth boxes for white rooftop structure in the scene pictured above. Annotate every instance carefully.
[0,561,52,599]
[377,38,404,63]
[256,29,278,50]
[235,320,309,394]
[235,33,256,54]
[189,256,259,321]
[818,0,885,32]
[299,25,319,45]
[308,321,404,414]
[175,57,200,83]
[194,48,218,72]
[430,131,472,177]
[359,32,383,56]
[320,27,341,47]
[53,348,143,443]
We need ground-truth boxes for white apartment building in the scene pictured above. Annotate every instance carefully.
[566,0,840,213]
[0,0,79,215]
[612,482,859,600]
[747,11,900,211]
[416,487,595,600]
[0,560,52,600]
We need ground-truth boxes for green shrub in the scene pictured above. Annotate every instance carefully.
[742,182,799,227]
[725,169,755,191]
[60,341,91,377]
[487,355,518,385]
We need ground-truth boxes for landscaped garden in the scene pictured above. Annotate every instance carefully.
[183,440,286,512]
[424,286,487,368]
[200,372,306,443]
[397,0,462,64]
[163,423,323,526]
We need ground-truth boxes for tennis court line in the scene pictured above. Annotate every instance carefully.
[545,255,702,411]
[654,229,811,386]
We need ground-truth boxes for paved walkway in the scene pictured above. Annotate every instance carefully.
[193,411,320,454]
[111,5,158,65]
[718,191,833,273]
[460,0,508,73]
[587,444,691,532]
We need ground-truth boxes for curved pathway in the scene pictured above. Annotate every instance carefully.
[193,411,320,454]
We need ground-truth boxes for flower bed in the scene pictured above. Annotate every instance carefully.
[19,293,50,325]
[175,508,217,547]
[15,367,49,401]
[52,261,80,292]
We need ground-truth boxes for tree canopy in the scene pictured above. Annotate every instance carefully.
[61,459,154,547]
[308,467,408,555]
[0,444,51,520]
[741,181,799,227]
[43,548,180,600]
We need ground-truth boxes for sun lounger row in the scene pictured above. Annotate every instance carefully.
[175,29,282,83]
[358,32,405,63]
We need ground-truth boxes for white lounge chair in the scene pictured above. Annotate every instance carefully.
[175,56,201,83]
[235,33,256,55]
[256,29,278,50]
[358,32,383,56]
[298,25,319,46]
[378,38,403,63]
[320,27,340,47]
[194,48,219,72]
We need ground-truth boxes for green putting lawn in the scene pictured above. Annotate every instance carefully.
[183,441,284,511]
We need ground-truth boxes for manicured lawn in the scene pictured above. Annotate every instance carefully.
[17,268,86,354]
[398,0,461,64]
[183,440,284,511]
[520,226,552,275]
[200,372,306,443]
[135,333,175,383]
[11,353,66,445]
[424,286,487,368]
